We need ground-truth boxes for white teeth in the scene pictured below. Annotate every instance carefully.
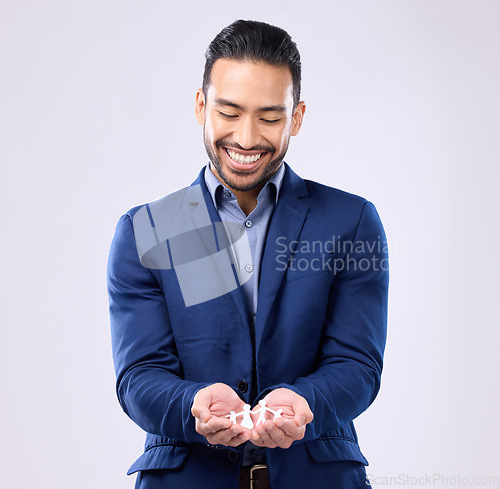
[227,149,262,164]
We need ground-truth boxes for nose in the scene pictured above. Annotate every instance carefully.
[232,116,260,150]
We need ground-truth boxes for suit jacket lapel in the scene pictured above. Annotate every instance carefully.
[255,164,309,352]
[188,169,249,321]
[186,165,309,344]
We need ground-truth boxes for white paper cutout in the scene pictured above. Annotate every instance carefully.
[225,400,283,429]
[273,408,283,421]
[239,404,254,430]
[253,400,269,426]
[227,411,237,424]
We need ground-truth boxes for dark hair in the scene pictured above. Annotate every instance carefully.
[203,20,301,107]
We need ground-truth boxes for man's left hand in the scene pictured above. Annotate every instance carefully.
[250,388,313,449]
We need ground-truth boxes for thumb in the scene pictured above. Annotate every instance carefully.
[293,397,313,427]
[191,388,213,422]
[295,412,306,427]
[195,407,212,423]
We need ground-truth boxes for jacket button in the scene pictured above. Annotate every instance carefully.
[227,451,239,463]
[237,380,248,393]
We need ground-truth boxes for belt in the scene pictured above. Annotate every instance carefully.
[239,464,270,489]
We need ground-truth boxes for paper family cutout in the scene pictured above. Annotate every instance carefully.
[225,400,283,430]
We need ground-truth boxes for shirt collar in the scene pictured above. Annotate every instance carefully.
[204,162,286,210]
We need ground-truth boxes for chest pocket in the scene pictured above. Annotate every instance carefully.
[284,250,336,283]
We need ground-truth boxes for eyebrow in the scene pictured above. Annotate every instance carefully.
[214,98,287,113]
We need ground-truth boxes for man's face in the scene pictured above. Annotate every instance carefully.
[195,58,305,192]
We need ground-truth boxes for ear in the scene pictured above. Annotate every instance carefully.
[290,101,306,136]
[195,89,206,125]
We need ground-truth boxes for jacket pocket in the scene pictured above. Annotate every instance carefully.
[127,443,191,475]
[305,435,369,466]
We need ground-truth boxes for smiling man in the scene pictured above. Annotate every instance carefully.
[108,20,389,489]
[197,58,304,214]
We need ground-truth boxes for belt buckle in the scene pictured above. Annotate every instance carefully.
[249,464,267,489]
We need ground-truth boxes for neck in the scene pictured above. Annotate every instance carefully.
[233,187,262,215]
[210,165,265,216]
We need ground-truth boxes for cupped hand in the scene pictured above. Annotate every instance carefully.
[191,383,252,447]
[250,388,313,449]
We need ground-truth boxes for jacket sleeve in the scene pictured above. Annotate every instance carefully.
[270,201,389,440]
[107,213,210,443]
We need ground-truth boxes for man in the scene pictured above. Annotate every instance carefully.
[108,19,388,489]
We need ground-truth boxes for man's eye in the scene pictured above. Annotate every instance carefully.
[262,118,280,124]
[219,112,238,119]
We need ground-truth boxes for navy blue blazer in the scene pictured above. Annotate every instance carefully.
[107,163,389,488]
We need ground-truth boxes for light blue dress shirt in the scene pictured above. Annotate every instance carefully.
[204,163,285,319]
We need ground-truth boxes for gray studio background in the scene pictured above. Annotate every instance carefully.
[1,1,499,488]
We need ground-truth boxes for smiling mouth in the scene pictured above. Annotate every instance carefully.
[225,148,266,165]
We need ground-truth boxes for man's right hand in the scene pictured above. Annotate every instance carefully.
[191,383,252,447]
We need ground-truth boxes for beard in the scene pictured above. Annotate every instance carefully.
[203,129,289,192]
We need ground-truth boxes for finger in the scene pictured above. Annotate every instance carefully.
[292,400,313,426]
[225,430,253,447]
[204,416,233,434]
[208,422,246,439]
[294,411,312,427]
[195,420,213,438]
[195,416,232,438]
[206,429,233,445]
[252,421,278,448]
[261,421,296,448]
[249,427,267,447]
[274,418,306,441]
[195,409,212,424]
[207,426,252,446]
[191,389,213,422]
